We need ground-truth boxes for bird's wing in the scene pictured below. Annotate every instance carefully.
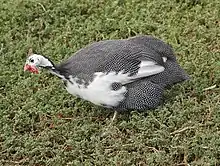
[56,38,166,84]
[128,35,177,61]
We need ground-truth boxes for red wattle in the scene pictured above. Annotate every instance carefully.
[24,64,39,74]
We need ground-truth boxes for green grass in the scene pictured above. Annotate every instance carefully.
[1,0,220,165]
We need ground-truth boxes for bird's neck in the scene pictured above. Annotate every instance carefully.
[40,56,66,79]
[40,56,55,69]
[48,67,66,79]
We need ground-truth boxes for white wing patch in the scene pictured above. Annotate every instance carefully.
[65,58,166,107]
[162,57,167,62]
[132,59,165,80]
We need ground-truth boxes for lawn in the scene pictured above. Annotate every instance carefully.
[1,0,220,165]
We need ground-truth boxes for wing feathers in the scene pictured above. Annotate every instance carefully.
[133,60,165,79]
[121,60,165,85]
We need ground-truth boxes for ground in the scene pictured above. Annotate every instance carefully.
[0,0,220,165]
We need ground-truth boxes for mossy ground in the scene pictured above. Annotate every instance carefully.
[1,0,220,165]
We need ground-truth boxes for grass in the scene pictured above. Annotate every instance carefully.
[1,0,220,165]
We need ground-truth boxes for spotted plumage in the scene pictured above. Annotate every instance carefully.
[24,35,189,111]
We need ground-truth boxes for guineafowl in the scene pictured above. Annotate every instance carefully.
[24,35,189,121]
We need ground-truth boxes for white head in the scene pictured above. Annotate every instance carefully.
[24,49,55,74]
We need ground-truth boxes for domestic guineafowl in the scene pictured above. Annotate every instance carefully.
[24,35,189,121]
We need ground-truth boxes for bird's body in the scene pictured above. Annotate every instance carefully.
[24,35,189,112]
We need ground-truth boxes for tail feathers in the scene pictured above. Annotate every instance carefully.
[148,60,190,88]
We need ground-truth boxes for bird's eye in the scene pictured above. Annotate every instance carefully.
[30,59,34,63]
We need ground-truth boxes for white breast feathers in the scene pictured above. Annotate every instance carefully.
[65,71,129,107]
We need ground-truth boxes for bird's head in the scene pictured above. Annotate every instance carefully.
[24,49,55,74]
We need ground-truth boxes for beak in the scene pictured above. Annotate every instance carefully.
[24,64,39,74]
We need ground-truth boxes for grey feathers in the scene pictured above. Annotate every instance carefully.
[57,36,166,80]
[56,35,189,110]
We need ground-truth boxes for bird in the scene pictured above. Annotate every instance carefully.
[24,35,189,121]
